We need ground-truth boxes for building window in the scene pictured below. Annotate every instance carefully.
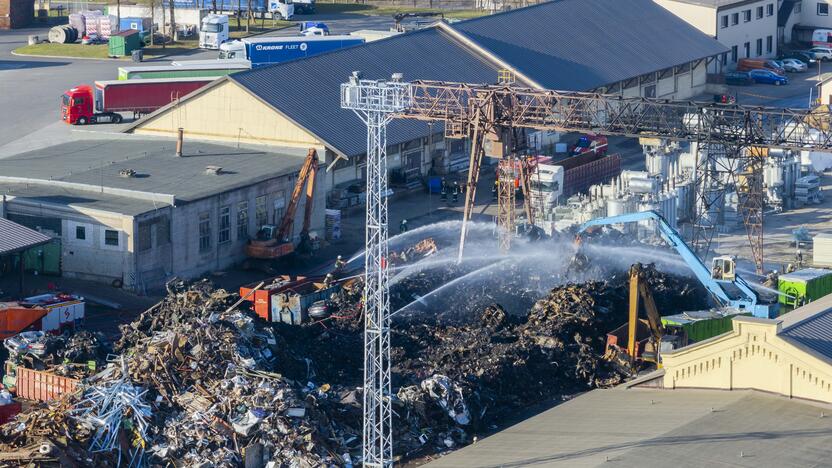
[767,3,774,16]
[731,45,738,62]
[743,9,751,22]
[104,230,119,246]
[731,12,739,25]
[767,35,773,53]
[75,226,85,240]
[795,2,802,13]
[720,14,728,28]
[255,196,267,228]
[237,201,249,239]
[744,41,751,58]
[756,6,763,18]
[756,38,763,56]
[820,3,829,15]
[199,212,211,252]
[218,205,231,244]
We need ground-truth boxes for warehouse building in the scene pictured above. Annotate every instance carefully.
[129,0,726,201]
[0,139,320,293]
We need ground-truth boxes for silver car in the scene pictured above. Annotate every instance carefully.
[782,58,808,72]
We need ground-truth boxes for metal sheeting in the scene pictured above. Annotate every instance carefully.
[230,28,505,158]
[781,307,832,362]
[451,0,728,91]
[0,218,51,256]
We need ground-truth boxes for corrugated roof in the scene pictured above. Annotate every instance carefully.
[226,1,726,157]
[780,294,832,362]
[0,218,51,256]
[230,27,505,158]
[451,0,728,91]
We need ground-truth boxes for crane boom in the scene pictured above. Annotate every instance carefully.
[400,80,832,150]
[277,148,319,241]
[576,210,774,318]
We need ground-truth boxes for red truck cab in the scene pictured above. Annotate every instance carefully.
[61,85,122,125]
[570,134,608,157]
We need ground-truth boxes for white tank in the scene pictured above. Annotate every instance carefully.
[645,153,670,178]
[628,177,658,194]
[765,162,784,187]
[674,181,693,222]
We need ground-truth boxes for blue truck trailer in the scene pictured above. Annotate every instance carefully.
[218,35,364,67]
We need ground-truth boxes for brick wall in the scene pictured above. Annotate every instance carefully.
[0,0,34,29]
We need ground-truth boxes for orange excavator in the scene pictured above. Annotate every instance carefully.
[245,148,319,260]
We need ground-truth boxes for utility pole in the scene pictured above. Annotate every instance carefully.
[341,71,411,468]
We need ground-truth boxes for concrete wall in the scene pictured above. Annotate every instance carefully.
[654,0,717,36]
[716,1,778,62]
[662,316,832,404]
[134,80,325,150]
[4,198,135,287]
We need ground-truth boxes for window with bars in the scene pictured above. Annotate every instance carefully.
[199,212,211,252]
[218,205,231,244]
[255,196,267,227]
[237,201,249,239]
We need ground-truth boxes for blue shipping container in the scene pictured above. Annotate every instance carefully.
[120,17,151,32]
[244,35,365,67]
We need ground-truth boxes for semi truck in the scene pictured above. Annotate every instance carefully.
[530,152,622,207]
[61,78,213,124]
[117,62,249,80]
[199,14,229,49]
[218,35,365,67]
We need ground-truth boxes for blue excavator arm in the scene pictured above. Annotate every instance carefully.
[577,210,772,318]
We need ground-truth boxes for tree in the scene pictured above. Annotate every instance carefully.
[236,0,241,30]
[168,0,176,44]
[148,0,154,46]
[212,0,217,13]
[246,0,251,33]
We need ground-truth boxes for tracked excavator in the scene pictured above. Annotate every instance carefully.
[574,210,778,319]
[245,148,319,262]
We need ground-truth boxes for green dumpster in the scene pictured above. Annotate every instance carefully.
[778,268,832,307]
[108,30,142,58]
[661,309,750,343]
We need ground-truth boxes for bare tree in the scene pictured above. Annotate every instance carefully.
[212,0,218,13]
[246,0,251,33]
[149,0,154,45]
[236,0,241,30]
[168,0,176,44]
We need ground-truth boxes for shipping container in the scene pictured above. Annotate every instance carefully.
[272,279,337,325]
[117,62,249,80]
[814,232,832,267]
[778,268,832,307]
[94,77,214,114]
[12,366,79,402]
[108,29,142,57]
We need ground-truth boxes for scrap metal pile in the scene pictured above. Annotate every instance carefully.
[0,253,707,466]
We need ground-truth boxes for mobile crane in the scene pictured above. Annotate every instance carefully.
[245,148,319,261]
[576,210,777,318]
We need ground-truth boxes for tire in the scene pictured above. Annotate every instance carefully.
[775,81,782,86]
[77,116,88,125]
[274,12,283,20]
[112,114,123,124]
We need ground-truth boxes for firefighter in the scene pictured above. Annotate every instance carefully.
[797,249,804,268]
[440,178,448,201]
[400,219,408,233]
[323,273,335,288]
[452,181,460,203]
[334,255,346,271]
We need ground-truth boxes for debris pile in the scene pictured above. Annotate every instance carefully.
[4,330,109,379]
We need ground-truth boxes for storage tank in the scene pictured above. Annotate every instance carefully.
[637,200,661,239]
[628,177,658,194]
[658,192,678,229]
[674,181,694,222]
[645,152,670,178]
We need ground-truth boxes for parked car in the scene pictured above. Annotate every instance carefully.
[809,47,832,60]
[724,71,754,86]
[749,69,789,85]
[737,58,785,75]
[782,58,808,72]
[781,50,817,64]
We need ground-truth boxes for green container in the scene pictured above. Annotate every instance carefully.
[661,309,750,343]
[778,268,832,307]
[117,63,249,80]
[108,30,142,57]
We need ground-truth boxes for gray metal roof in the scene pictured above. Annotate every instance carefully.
[0,217,51,256]
[451,0,728,91]
[230,27,505,158]
[3,183,165,217]
[427,388,832,467]
[226,1,726,157]
[780,294,832,363]
[0,139,308,215]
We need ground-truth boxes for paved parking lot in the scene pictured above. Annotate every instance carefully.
[0,13,393,157]
[721,60,832,108]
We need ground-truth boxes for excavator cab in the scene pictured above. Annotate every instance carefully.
[255,224,279,241]
[711,255,736,282]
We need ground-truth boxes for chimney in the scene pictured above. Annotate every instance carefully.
[176,128,184,157]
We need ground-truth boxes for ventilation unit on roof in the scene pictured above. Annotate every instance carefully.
[205,165,223,176]
[119,169,137,178]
